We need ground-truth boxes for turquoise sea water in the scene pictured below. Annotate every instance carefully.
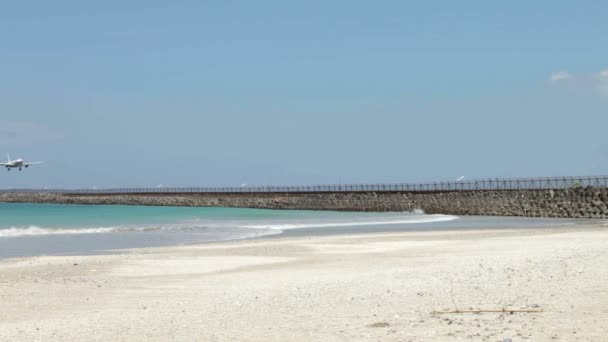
[0,203,586,259]
[0,203,456,235]
[0,203,458,258]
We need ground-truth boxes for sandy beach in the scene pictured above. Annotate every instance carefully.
[1,225,608,341]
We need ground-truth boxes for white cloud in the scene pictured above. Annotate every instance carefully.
[594,69,608,95]
[594,69,608,80]
[549,71,572,82]
[549,68,608,96]
[0,121,63,145]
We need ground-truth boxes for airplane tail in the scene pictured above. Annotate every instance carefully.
[6,153,10,163]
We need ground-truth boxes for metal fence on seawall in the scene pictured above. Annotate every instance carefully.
[2,176,608,195]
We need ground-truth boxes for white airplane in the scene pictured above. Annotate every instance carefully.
[0,154,43,171]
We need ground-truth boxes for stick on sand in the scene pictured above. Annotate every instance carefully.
[433,308,543,314]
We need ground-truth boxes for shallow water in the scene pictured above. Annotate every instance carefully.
[0,203,593,259]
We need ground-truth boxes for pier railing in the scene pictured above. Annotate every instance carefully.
[2,176,608,195]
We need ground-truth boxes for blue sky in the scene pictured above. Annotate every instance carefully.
[1,1,607,188]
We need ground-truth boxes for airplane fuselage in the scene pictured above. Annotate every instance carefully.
[5,159,27,170]
[2,155,42,171]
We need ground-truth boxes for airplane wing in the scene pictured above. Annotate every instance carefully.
[23,161,43,166]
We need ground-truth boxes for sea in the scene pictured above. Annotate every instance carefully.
[0,203,588,259]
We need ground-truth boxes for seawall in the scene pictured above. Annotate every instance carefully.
[1,187,608,218]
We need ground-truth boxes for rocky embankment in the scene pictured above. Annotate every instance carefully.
[2,187,608,218]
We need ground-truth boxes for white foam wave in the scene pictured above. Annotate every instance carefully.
[0,225,206,238]
[241,214,459,230]
[0,214,459,238]
[0,226,120,238]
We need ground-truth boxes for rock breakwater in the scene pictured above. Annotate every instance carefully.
[2,187,607,218]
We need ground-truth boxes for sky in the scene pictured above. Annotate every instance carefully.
[1,1,607,189]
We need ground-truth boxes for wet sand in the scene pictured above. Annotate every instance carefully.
[1,224,608,341]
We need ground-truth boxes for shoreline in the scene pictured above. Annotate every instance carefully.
[0,214,600,260]
[2,224,608,341]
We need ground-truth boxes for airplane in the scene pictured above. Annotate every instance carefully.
[0,154,43,171]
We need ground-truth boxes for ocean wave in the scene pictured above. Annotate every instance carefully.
[0,214,459,238]
[0,225,207,238]
[0,226,121,238]
[241,214,459,230]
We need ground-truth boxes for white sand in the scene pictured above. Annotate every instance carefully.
[1,226,608,341]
